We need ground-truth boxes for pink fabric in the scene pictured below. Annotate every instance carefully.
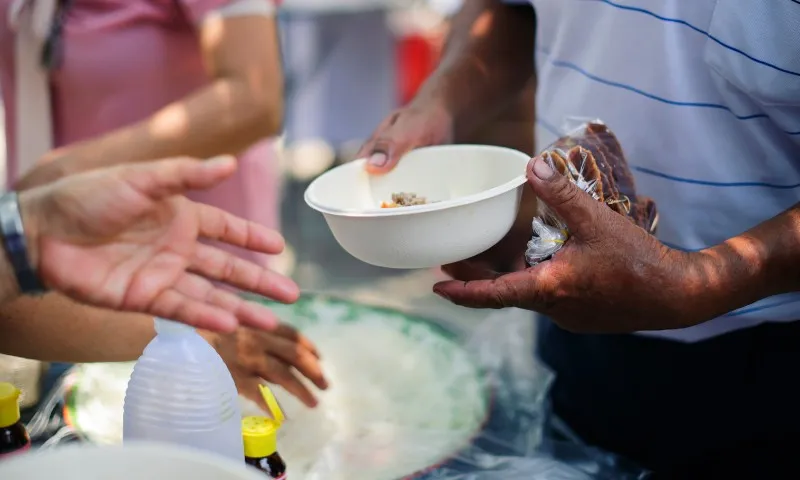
[0,0,281,266]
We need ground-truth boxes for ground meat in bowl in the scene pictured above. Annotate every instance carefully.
[381,192,431,208]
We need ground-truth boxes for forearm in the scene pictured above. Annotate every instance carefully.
[686,203,800,321]
[0,191,154,361]
[58,76,282,171]
[55,14,283,173]
[0,294,155,362]
[416,0,536,140]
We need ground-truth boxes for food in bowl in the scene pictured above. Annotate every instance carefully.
[380,192,431,208]
[303,144,530,269]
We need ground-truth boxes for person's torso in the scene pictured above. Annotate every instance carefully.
[530,0,800,342]
[1,0,209,150]
[0,0,281,240]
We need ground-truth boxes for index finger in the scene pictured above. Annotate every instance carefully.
[441,260,503,283]
[271,323,320,358]
[195,203,286,254]
[432,269,541,310]
[122,156,237,200]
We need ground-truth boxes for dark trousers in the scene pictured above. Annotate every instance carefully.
[537,318,800,479]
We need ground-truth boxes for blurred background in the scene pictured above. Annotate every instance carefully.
[0,0,471,317]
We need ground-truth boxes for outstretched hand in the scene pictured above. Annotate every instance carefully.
[204,322,328,409]
[20,156,299,332]
[433,156,700,333]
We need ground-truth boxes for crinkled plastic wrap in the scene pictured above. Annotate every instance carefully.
[525,121,659,266]
[236,301,650,479]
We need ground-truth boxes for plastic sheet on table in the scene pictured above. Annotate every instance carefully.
[27,295,651,479]
[236,303,555,480]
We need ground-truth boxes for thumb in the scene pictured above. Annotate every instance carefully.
[361,140,409,175]
[526,154,603,238]
[122,156,237,200]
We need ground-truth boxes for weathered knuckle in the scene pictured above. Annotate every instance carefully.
[549,180,582,208]
[490,290,509,309]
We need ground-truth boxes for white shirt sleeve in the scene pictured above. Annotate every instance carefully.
[208,0,275,20]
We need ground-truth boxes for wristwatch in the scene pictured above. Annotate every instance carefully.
[0,192,47,295]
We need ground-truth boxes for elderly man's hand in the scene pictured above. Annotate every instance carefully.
[433,155,704,333]
[19,156,299,332]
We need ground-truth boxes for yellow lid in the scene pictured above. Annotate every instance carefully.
[242,416,279,458]
[0,382,21,428]
[259,384,285,425]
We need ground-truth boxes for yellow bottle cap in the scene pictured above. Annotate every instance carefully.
[258,384,285,425]
[242,416,279,458]
[0,382,21,429]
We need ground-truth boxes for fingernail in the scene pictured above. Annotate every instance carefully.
[367,153,388,167]
[532,156,554,180]
[208,155,235,167]
[282,281,300,299]
[433,288,450,301]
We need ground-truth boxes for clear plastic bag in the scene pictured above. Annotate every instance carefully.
[240,305,650,479]
[525,120,659,266]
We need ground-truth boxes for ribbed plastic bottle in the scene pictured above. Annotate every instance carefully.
[122,318,243,461]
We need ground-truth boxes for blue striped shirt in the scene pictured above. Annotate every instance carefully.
[525,0,800,341]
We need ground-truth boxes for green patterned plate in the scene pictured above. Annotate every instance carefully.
[64,294,490,480]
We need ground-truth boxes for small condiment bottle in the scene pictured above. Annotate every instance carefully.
[0,382,30,458]
[242,416,286,479]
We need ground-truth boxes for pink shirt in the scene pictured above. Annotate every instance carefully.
[0,0,281,266]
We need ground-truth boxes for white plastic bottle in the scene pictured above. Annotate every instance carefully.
[123,318,243,461]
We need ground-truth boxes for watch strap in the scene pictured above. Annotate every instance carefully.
[0,192,47,294]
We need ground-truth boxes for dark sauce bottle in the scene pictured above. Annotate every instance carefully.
[0,382,30,459]
[243,416,287,479]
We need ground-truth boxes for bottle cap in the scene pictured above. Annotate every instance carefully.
[242,416,279,458]
[0,382,21,428]
[259,384,285,425]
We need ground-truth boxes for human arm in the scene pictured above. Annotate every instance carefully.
[17,3,283,189]
[359,0,536,172]
[0,294,154,363]
[433,157,800,332]
[684,203,800,323]
[421,0,536,141]
[1,157,299,332]
[0,294,327,407]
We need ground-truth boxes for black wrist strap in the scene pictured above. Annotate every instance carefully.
[0,192,47,295]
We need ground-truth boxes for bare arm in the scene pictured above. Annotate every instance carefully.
[43,14,283,174]
[0,294,154,363]
[687,203,800,323]
[419,0,536,140]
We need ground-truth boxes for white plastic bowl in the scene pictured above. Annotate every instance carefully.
[304,145,530,269]
[0,443,265,480]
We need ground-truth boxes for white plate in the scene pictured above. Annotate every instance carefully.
[0,443,265,480]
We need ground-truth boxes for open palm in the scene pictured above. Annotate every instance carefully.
[21,157,299,332]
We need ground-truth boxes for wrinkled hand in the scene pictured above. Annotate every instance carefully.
[433,156,697,333]
[357,99,453,174]
[203,323,328,409]
[20,157,299,332]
